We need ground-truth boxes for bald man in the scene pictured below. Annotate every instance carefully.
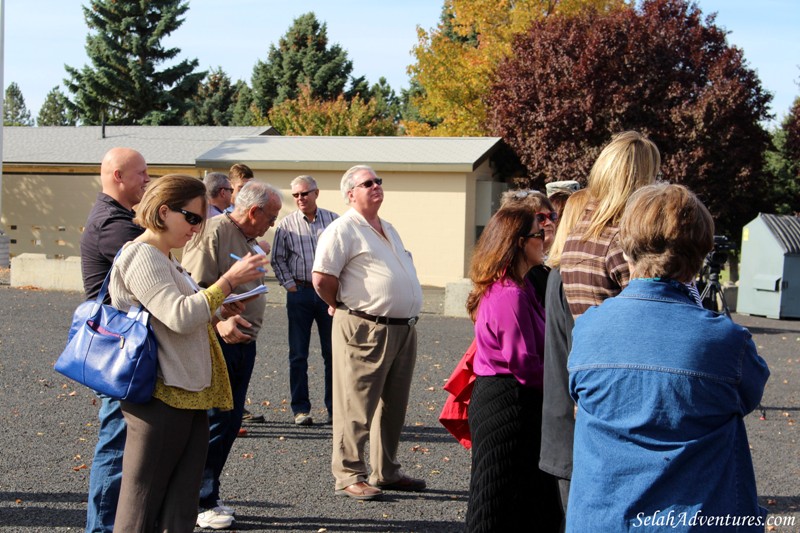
[80,147,149,533]
[81,147,150,300]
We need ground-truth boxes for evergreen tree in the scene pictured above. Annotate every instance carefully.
[3,82,34,126]
[251,12,353,116]
[231,82,257,126]
[765,98,800,215]
[183,67,236,125]
[37,86,76,126]
[64,0,205,125]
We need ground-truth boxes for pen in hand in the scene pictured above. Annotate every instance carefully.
[230,253,267,273]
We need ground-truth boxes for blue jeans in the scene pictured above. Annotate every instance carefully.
[85,395,126,533]
[287,286,333,416]
[198,339,256,510]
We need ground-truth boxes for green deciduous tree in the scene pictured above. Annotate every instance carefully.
[184,67,236,125]
[266,85,397,136]
[408,0,627,136]
[251,12,353,116]
[37,86,76,126]
[64,0,205,125]
[486,0,772,237]
[4,82,34,126]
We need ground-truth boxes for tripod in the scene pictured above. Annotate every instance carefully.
[699,267,731,319]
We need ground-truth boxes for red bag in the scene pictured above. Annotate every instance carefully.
[439,338,477,449]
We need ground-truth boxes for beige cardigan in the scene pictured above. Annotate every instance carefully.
[110,242,213,391]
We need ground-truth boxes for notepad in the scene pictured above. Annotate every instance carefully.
[223,284,269,304]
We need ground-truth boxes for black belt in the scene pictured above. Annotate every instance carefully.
[347,308,418,326]
[293,279,314,288]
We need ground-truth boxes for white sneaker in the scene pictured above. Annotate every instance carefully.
[216,500,235,516]
[197,507,235,530]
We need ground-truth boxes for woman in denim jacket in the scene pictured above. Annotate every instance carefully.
[567,183,769,532]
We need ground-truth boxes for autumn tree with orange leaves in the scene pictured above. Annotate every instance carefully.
[406,0,628,136]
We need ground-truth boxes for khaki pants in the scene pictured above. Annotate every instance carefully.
[330,311,417,489]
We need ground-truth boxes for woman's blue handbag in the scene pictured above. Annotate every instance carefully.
[55,260,158,403]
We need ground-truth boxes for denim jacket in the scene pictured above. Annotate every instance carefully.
[567,279,769,532]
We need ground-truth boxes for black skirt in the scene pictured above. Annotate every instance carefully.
[466,375,561,533]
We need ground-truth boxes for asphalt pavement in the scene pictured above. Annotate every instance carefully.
[0,284,797,532]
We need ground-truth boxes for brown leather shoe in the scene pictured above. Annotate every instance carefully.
[334,482,383,500]
[377,475,426,492]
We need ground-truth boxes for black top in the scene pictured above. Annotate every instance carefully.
[80,192,144,301]
[539,268,576,479]
[526,263,550,307]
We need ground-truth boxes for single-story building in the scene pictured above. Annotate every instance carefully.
[1,125,275,259]
[2,128,508,287]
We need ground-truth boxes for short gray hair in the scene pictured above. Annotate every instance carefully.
[204,172,230,199]
[290,175,318,190]
[340,165,375,204]
[234,180,283,213]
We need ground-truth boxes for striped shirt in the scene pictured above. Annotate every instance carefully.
[271,207,338,289]
[560,208,630,318]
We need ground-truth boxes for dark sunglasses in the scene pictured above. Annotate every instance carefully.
[220,187,234,193]
[354,177,383,189]
[292,189,317,198]
[526,230,545,241]
[171,207,203,226]
[535,212,558,224]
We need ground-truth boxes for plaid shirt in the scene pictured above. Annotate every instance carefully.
[271,207,338,289]
[560,208,630,318]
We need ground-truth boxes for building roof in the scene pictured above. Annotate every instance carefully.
[760,213,800,255]
[2,126,277,167]
[196,135,503,172]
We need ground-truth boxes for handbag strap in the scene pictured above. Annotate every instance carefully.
[95,247,149,324]
[93,249,124,306]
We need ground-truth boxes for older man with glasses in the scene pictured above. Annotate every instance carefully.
[313,165,425,501]
[204,172,234,218]
[182,181,282,529]
[271,175,338,426]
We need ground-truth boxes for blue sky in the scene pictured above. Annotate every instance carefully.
[3,0,798,126]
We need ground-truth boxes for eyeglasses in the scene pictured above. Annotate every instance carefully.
[354,178,383,189]
[172,207,203,226]
[220,187,234,193]
[535,212,558,224]
[256,207,278,224]
[526,230,545,241]
[292,189,317,198]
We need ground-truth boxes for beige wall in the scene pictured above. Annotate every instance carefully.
[2,173,101,259]
[3,163,500,288]
[252,168,474,287]
[1,166,196,260]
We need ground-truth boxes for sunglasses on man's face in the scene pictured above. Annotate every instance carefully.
[535,212,558,224]
[171,207,203,226]
[354,177,383,189]
[292,189,317,198]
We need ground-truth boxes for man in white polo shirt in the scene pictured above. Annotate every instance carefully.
[312,165,425,501]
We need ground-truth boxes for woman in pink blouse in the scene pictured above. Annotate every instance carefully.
[464,205,561,532]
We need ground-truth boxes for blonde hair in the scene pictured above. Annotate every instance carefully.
[547,189,589,268]
[619,183,714,282]
[134,174,207,232]
[583,131,660,240]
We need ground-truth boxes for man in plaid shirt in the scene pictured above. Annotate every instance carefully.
[271,175,338,426]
